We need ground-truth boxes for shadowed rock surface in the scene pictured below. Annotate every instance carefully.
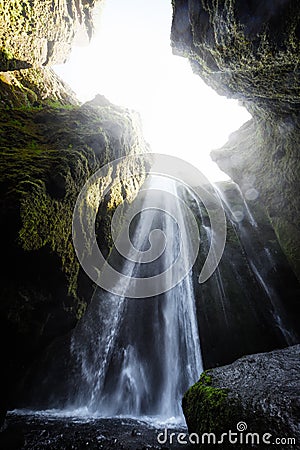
[191,181,300,369]
[1,415,187,450]
[171,0,300,115]
[172,1,300,442]
[1,1,299,447]
[211,115,300,284]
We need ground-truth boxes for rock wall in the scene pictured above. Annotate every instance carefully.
[0,0,100,108]
[0,68,79,108]
[211,117,300,284]
[171,0,300,282]
[171,0,300,115]
[172,0,300,437]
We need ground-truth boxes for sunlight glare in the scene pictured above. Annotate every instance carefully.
[54,0,251,181]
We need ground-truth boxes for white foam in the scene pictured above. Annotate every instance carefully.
[9,409,186,429]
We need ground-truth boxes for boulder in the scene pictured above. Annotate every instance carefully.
[183,345,300,449]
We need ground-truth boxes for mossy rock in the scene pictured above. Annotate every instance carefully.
[171,0,300,115]
[0,68,79,108]
[183,371,236,435]
[182,346,300,449]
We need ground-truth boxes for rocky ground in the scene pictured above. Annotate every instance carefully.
[1,415,187,450]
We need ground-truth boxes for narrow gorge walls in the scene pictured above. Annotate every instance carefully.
[1,0,300,434]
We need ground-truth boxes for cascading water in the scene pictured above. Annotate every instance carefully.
[215,182,299,346]
[68,174,203,420]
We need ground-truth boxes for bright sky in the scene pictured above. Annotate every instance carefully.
[54,0,251,181]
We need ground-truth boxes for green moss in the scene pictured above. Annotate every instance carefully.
[46,100,77,110]
[183,371,232,434]
[0,47,14,60]
[75,299,87,320]
[0,48,17,70]
[19,184,79,297]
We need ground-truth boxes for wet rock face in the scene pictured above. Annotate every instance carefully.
[171,0,300,281]
[0,0,102,71]
[182,345,300,449]
[0,0,149,427]
[191,181,300,370]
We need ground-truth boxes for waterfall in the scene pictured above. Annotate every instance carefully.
[15,173,300,414]
[68,175,203,420]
